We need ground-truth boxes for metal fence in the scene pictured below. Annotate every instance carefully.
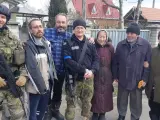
[67,27,151,48]
[90,29,151,48]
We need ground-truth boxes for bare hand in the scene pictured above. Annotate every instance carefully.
[84,70,94,79]
[0,77,6,87]
[114,79,118,83]
[88,37,95,44]
[144,61,149,68]
[16,76,27,87]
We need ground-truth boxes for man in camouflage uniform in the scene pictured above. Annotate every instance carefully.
[0,4,27,120]
[63,19,99,120]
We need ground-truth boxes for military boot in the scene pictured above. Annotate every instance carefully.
[51,102,64,120]
[43,105,53,120]
[117,115,125,120]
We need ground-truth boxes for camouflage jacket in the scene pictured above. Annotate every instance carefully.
[0,29,27,77]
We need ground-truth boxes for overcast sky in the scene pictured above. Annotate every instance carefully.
[27,0,160,15]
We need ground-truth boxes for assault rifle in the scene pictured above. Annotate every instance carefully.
[0,53,27,118]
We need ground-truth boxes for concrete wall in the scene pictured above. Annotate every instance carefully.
[7,21,20,39]
[7,22,29,41]
[146,24,160,47]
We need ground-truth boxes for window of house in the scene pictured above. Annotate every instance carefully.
[106,7,111,15]
[91,5,97,14]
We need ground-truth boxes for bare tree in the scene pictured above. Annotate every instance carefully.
[102,0,124,29]
[134,0,143,23]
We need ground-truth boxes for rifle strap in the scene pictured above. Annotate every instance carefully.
[68,39,88,64]
[78,40,88,64]
[68,39,88,80]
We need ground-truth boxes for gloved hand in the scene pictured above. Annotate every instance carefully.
[16,76,27,87]
[138,80,146,89]
[0,77,6,88]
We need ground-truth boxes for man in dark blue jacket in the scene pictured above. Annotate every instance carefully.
[113,23,152,120]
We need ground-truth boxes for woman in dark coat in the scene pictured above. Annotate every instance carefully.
[91,30,114,120]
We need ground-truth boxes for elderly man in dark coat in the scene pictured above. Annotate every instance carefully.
[113,23,152,120]
[145,31,160,120]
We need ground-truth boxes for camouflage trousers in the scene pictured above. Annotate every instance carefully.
[0,90,25,120]
[65,78,94,120]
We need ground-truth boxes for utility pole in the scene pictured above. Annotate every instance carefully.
[82,0,86,20]
[152,0,155,8]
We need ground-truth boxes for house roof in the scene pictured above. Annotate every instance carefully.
[141,7,160,22]
[124,7,160,22]
[10,6,48,17]
[72,0,119,20]
[0,0,26,6]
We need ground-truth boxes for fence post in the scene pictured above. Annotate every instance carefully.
[146,25,160,47]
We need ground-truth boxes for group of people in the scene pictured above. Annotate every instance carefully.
[0,3,159,120]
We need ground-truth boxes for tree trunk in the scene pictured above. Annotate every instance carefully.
[119,0,124,29]
[102,0,124,29]
[135,0,143,23]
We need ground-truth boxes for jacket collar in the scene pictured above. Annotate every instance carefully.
[29,33,47,47]
[95,39,111,48]
[71,34,87,43]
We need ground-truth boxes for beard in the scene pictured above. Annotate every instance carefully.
[127,38,137,43]
[34,31,44,38]
[57,26,66,33]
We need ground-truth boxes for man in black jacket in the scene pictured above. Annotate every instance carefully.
[63,19,99,120]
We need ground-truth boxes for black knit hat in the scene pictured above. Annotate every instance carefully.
[73,19,86,30]
[0,4,11,21]
[126,22,140,35]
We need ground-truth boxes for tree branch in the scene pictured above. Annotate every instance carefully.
[102,0,120,10]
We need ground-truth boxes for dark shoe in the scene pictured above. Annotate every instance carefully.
[117,115,125,120]
[52,110,64,120]
[98,114,106,120]
[43,105,53,120]
[150,115,159,120]
[51,102,64,120]
[149,111,159,120]
[92,113,99,120]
